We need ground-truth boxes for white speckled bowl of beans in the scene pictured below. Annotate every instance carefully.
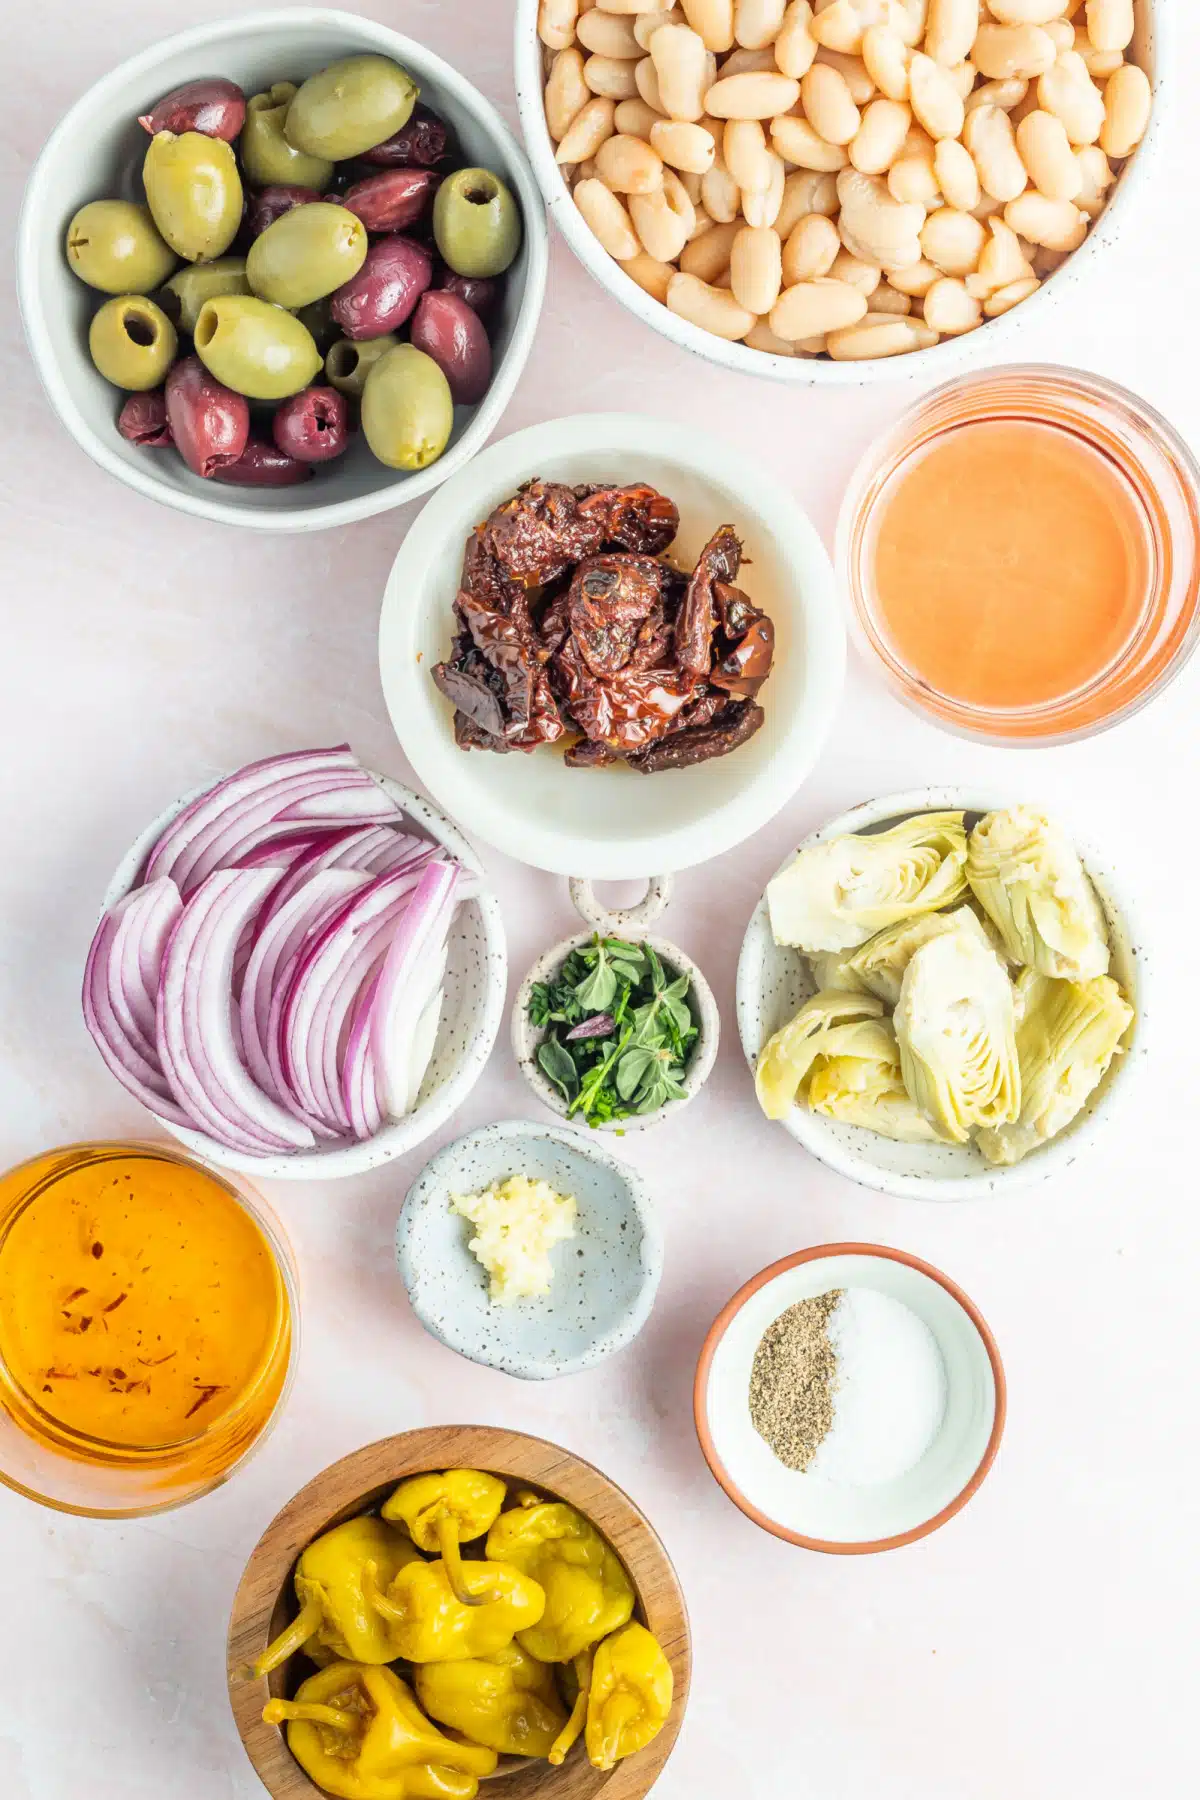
[514,0,1164,380]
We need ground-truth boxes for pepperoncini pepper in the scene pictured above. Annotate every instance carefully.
[382,1471,506,1609]
[254,1516,423,1677]
[360,1554,545,1664]
[484,1501,635,1664]
[262,1662,498,1800]
[413,1641,569,1758]
[585,1623,673,1771]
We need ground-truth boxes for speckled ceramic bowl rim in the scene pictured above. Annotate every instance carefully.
[512,0,1167,387]
[100,768,506,1180]
[395,1119,665,1377]
[735,787,1148,1201]
[511,931,719,1134]
[693,1243,1007,1553]
[17,7,548,532]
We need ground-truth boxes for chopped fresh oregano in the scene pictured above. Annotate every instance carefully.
[529,934,698,1127]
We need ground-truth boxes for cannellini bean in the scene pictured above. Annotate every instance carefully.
[963,102,1028,200]
[744,319,801,352]
[705,70,803,115]
[827,315,937,355]
[578,10,642,56]
[546,47,591,139]
[586,54,645,98]
[700,154,742,218]
[919,204,986,272]
[850,98,912,171]
[651,118,718,169]
[1072,25,1123,79]
[887,254,939,293]
[742,150,787,222]
[814,48,877,103]
[1016,109,1082,200]
[679,0,736,51]
[972,23,1056,80]
[922,274,982,331]
[837,166,925,267]
[934,137,980,209]
[964,215,1033,292]
[1099,62,1150,159]
[862,24,911,99]
[603,0,678,12]
[775,167,841,230]
[1003,188,1087,248]
[771,114,851,167]
[621,249,677,299]
[782,209,842,278]
[630,169,697,256]
[970,190,1007,220]
[651,24,711,117]
[965,76,1028,112]
[730,223,784,309]
[1030,241,1069,274]
[888,150,941,205]
[1086,0,1133,53]
[681,216,741,275]
[893,0,928,48]
[596,131,666,191]
[1044,20,1076,54]
[1073,143,1113,216]
[666,268,757,334]
[924,0,976,69]
[736,0,789,48]
[801,63,863,143]
[908,52,965,139]
[719,46,781,75]
[574,177,642,257]
[867,281,912,311]
[635,6,687,50]
[986,0,1066,23]
[616,96,665,134]
[948,61,977,101]
[1038,51,1105,144]
[724,118,774,190]
[636,52,667,109]
[810,0,896,57]
[769,274,869,336]
[984,273,1040,313]
[556,95,618,162]
[776,2,820,77]
[830,247,882,292]
[539,0,580,51]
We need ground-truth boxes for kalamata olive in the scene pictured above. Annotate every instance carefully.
[330,235,432,340]
[361,103,448,167]
[272,386,350,464]
[410,290,491,405]
[165,355,249,477]
[144,130,243,262]
[246,185,317,240]
[285,56,418,162]
[212,439,314,486]
[339,168,441,233]
[438,273,498,319]
[138,78,246,143]
[118,391,172,447]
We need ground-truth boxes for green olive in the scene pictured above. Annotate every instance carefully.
[241,83,334,190]
[88,294,178,390]
[161,256,249,333]
[65,200,177,295]
[143,131,243,263]
[246,202,368,311]
[193,295,321,400]
[432,168,522,280]
[296,297,341,356]
[284,55,418,162]
[325,333,399,399]
[361,343,452,471]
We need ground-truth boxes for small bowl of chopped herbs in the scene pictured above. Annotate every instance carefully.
[513,919,719,1133]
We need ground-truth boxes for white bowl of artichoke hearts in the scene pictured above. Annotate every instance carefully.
[736,790,1145,1199]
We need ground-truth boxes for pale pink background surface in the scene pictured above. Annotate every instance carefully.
[1,4,1198,1796]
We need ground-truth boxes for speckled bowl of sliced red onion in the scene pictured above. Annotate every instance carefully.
[83,746,506,1178]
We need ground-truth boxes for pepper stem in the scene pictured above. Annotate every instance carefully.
[361,1558,406,1623]
[262,1698,358,1734]
[593,1692,642,1771]
[548,1652,593,1767]
[437,1511,496,1607]
[252,1596,325,1678]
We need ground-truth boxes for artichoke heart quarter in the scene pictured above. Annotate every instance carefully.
[808,1047,948,1144]
[895,933,1021,1144]
[767,812,968,953]
[966,807,1110,981]
[843,904,996,1008]
[755,990,886,1121]
[976,970,1133,1165]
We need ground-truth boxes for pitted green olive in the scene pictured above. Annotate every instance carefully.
[88,295,178,390]
[241,83,334,191]
[361,343,453,471]
[246,202,368,310]
[65,200,177,295]
[284,56,418,162]
[162,256,249,333]
[325,333,399,400]
[143,130,243,263]
[432,167,522,279]
[193,295,321,400]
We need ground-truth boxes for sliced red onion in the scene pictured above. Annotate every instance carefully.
[170,770,396,896]
[259,826,432,927]
[366,861,462,1129]
[83,883,190,1126]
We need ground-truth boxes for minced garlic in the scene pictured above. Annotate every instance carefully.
[450,1175,577,1306]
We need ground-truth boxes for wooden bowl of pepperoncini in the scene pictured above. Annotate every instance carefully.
[227,1426,690,1800]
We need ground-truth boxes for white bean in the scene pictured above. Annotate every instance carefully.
[771,114,851,167]
[666,268,757,334]
[814,48,877,103]
[578,10,642,56]
[706,69,803,114]
[730,223,784,308]
[539,0,580,52]
[893,0,928,48]
[776,1,820,77]
[811,0,896,57]
[700,154,742,218]
[681,216,740,274]
[621,249,677,299]
[908,52,965,140]
[837,165,926,267]
[1073,143,1113,216]
[602,0,677,12]
[769,274,869,336]
[1072,25,1122,80]
[965,76,1028,112]
[924,0,977,69]
[546,47,591,139]
[963,102,1028,200]
[735,0,788,48]
[596,131,667,191]
[650,118,718,170]
[986,0,1066,22]
[556,95,618,162]
[973,23,1056,79]
[850,97,912,171]
[616,96,665,134]
[934,136,980,208]
[887,255,939,293]
[1016,109,1082,199]
[574,177,642,257]
[1099,62,1150,159]
[744,319,801,352]
[964,215,1033,292]
[1085,0,1133,54]
[888,150,941,205]
[679,0,736,51]
[635,6,687,50]
[826,315,937,355]
[587,54,644,98]
[717,46,778,75]
[829,246,882,292]
[636,50,667,108]
[862,24,911,99]
[742,150,787,222]
[724,118,774,190]
[1003,188,1088,248]
[775,167,841,231]
[782,209,842,278]
[867,281,912,312]
[629,173,697,258]
[651,24,711,117]
[922,274,982,331]
[984,273,1040,313]
[948,61,977,101]
[919,204,986,272]
[970,190,1007,221]
[1038,51,1105,145]
[802,63,863,143]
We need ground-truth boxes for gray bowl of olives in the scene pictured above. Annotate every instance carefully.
[17,7,547,531]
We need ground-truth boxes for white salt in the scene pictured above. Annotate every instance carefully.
[808,1287,947,1486]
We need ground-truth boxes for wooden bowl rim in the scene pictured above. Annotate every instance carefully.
[226,1426,691,1800]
